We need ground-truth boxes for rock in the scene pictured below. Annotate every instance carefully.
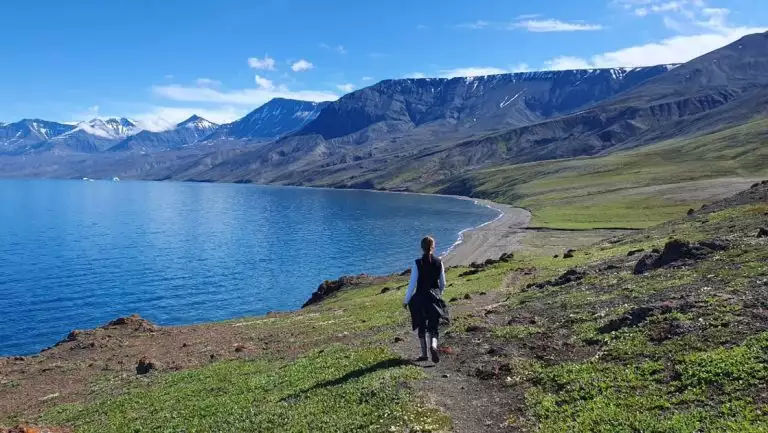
[233,344,247,353]
[551,269,586,286]
[599,300,696,334]
[633,239,721,274]
[627,248,645,257]
[379,286,392,294]
[633,254,659,275]
[687,208,695,216]
[553,254,559,259]
[136,357,156,375]
[651,248,661,254]
[598,306,655,333]
[399,268,411,276]
[459,268,483,278]
[64,330,84,342]
[302,274,373,307]
[479,291,487,296]
[698,239,730,251]
[463,293,472,300]
[473,366,497,380]
[465,324,488,333]
[751,182,761,189]
[563,249,575,259]
[758,227,768,238]
[486,346,505,355]
[441,373,450,378]
[449,297,459,302]
[498,252,514,262]
[393,336,404,343]
[104,314,157,333]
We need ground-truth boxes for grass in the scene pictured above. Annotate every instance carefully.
[493,202,768,432]
[42,346,450,433]
[435,117,768,229]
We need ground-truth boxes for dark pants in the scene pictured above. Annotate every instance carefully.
[409,291,441,339]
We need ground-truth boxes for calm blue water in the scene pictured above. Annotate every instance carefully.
[0,179,498,356]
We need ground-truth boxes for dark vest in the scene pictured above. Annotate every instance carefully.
[416,255,442,293]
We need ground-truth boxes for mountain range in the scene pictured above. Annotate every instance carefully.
[1,32,766,190]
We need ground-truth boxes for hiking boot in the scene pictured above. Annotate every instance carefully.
[430,346,440,363]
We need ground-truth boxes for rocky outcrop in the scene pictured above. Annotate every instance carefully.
[302,274,376,308]
[633,239,730,274]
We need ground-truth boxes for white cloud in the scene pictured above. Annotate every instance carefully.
[254,75,275,90]
[456,20,491,29]
[543,56,594,70]
[164,74,175,80]
[514,19,603,32]
[195,78,222,87]
[152,84,338,106]
[541,26,766,69]
[336,83,355,93]
[131,106,249,130]
[247,55,276,71]
[404,72,427,79]
[515,14,542,20]
[291,59,314,72]
[439,67,507,78]
[362,76,375,81]
[320,43,347,54]
[416,24,428,30]
[510,63,532,73]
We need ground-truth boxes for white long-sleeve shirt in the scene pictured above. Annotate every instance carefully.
[403,260,446,304]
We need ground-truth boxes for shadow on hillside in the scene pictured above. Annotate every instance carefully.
[281,358,412,402]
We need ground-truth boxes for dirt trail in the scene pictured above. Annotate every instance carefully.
[392,290,521,433]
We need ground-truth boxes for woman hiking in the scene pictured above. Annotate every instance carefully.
[403,236,447,363]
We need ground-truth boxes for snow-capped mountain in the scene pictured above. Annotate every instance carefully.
[212,98,330,141]
[177,114,218,132]
[109,115,220,152]
[33,118,143,153]
[0,119,75,154]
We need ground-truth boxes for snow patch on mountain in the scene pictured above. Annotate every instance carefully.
[57,118,140,140]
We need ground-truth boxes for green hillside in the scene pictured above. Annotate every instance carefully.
[436,117,768,229]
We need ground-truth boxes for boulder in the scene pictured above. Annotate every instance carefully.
[633,253,659,275]
[758,227,768,238]
[627,248,645,257]
[136,357,156,375]
[302,274,372,307]
[104,314,157,333]
[563,249,576,259]
[633,238,727,274]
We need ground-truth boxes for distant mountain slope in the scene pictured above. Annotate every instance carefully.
[176,65,675,183]
[296,66,673,141]
[110,115,219,152]
[0,119,75,154]
[212,98,329,141]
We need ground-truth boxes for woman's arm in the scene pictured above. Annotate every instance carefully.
[438,262,446,294]
[403,263,418,306]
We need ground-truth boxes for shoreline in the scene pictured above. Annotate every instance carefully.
[441,199,532,267]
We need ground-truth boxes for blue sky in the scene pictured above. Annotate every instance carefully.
[1,0,765,129]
